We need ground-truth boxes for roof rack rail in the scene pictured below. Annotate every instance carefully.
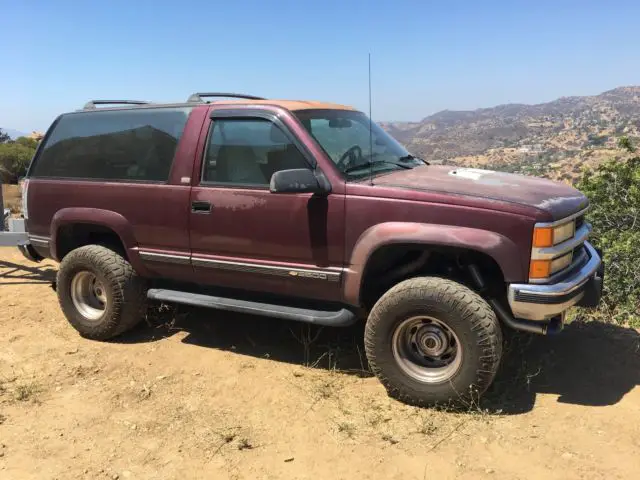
[187,92,265,103]
[83,100,151,110]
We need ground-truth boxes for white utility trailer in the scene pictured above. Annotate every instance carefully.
[0,184,29,247]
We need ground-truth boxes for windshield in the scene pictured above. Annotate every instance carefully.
[294,109,425,179]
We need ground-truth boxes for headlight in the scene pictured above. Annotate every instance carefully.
[532,220,576,247]
[529,209,589,282]
[529,251,574,279]
[550,251,573,272]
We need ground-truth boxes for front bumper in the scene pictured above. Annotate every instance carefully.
[508,241,603,321]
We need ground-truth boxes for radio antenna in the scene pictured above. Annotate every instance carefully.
[368,53,374,186]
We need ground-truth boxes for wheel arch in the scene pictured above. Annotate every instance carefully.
[50,208,148,275]
[344,222,524,307]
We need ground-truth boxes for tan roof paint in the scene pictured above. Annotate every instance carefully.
[209,99,357,111]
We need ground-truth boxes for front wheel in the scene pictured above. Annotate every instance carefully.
[364,277,502,407]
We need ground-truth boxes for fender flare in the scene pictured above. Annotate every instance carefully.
[343,222,525,306]
[50,208,147,274]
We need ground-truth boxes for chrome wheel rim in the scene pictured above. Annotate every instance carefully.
[70,271,107,322]
[391,316,462,384]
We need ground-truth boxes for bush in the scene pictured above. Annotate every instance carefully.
[617,136,635,153]
[0,139,36,183]
[576,156,640,326]
[587,134,608,147]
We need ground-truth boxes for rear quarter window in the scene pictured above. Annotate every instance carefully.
[30,107,192,182]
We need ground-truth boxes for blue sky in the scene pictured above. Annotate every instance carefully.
[2,0,640,132]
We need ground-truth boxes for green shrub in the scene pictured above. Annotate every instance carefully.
[576,156,640,326]
[617,136,635,153]
[0,139,36,182]
[587,134,608,147]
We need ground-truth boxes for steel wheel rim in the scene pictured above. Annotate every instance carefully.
[392,316,462,384]
[70,271,107,322]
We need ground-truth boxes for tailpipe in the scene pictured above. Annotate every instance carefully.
[489,298,548,335]
[468,264,562,336]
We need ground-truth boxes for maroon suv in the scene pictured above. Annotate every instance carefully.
[19,93,604,406]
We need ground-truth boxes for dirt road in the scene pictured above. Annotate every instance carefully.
[1,249,639,479]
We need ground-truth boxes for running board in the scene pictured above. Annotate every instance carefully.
[147,289,358,327]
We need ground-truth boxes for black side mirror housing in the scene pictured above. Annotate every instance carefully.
[270,169,330,195]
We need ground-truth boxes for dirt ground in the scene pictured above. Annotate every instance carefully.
[0,249,639,480]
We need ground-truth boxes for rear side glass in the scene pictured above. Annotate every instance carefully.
[30,107,192,182]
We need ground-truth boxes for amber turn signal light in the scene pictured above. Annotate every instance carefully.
[532,227,553,248]
[529,259,551,279]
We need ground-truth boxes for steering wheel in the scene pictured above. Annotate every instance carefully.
[337,145,363,171]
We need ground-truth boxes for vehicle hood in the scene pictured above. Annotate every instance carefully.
[373,165,588,220]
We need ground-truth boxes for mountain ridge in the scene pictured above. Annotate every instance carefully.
[381,85,640,181]
[0,128,27,140]
[412,86,640,122]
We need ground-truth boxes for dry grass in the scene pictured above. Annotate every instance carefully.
[13,380,42,403]
[237,437,254,451]
[336,421,357,438]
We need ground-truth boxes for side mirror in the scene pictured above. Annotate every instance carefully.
[269,169,329,195]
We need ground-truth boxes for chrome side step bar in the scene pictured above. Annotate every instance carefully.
[147,289,358,327]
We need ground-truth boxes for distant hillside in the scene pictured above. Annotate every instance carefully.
[0,128,27,140]
[381,86,640,182]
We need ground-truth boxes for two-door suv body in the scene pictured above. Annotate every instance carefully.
[19,93,604,405]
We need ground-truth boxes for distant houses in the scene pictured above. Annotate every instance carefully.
[518,144,543,153]
[27,131,44,142]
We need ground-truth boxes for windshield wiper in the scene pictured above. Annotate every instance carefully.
[399,154,429,165]
[344,160,413,174]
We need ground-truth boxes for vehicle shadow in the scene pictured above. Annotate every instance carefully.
[484,320,640,414]
[0,259,57,284]
[125,304,372,377]
[122,305,640,414]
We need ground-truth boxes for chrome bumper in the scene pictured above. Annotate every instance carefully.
[508,241,603,321]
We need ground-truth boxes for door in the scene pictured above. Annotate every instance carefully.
[189,113,345,301]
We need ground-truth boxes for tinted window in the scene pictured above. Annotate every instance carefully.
[31,107,192,181]
[295,109,423,179]
[202,118,309,186]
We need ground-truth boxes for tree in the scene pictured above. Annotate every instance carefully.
[15,136,38,149]
[0,129,10,144]
[576,156,640,326]
[617,135,635,153]
[0,142,35,183]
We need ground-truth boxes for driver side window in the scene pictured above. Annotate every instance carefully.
[202,118,309,186]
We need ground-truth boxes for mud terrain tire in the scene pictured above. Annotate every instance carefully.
[57,245,146,340]
[365,276,502,407]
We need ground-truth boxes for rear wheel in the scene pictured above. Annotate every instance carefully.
[365,276,502,407]
[57,245,146,340]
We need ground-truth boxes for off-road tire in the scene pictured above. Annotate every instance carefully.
[364,276,502,407]
[57,245,147,340]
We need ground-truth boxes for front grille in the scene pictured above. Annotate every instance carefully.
[572,244,584,260]
[548,244,589,283]
[552,216,588,276]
